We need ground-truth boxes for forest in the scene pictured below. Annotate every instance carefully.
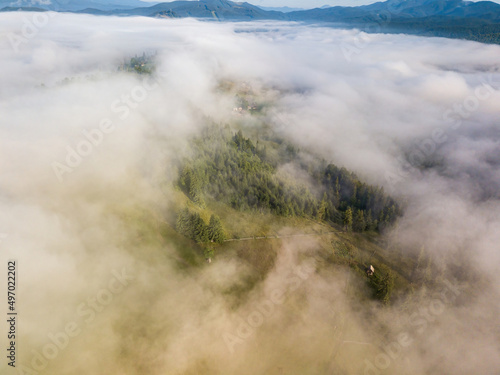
[175,124,401,242]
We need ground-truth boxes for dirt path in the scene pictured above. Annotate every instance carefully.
[224,231,344,242]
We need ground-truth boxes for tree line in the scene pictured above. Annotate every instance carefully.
[176,208,226,244]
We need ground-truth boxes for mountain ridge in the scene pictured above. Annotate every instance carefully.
[0,0,156,11]
[2,0,500,43]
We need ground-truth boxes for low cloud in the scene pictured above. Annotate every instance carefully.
[0,12,499,374]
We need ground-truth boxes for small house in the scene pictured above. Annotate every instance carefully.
[366,265,375,276]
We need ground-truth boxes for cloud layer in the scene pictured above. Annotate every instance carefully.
[0,12,499,374]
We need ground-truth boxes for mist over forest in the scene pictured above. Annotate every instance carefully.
[0,11,499,375]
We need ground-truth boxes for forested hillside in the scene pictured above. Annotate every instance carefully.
[176,124,401,236]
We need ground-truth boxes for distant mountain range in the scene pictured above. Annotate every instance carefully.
[260,6,305,13]
[288,0,500,22]
[2,0,500,44]
[78,0,288,19]
[0,0,154,11]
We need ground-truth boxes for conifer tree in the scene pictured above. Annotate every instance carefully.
[344,207,353,231]
[375,265,394,304]
[365,209,374,231]
[334,177,341,208]
[176,208,191,238]
[208,214,226,244]
[192,212,209,243]
[204,245,214,261]
[353,209,366,232]
[317,193,328,221]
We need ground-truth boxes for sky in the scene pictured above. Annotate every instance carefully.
[137,0,380,7]
[138,0,500,9]
[0,11,500,375]
[239,0,375,7]
[247,0,500,7]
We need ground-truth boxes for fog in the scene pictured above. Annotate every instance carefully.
[0,12,499,375]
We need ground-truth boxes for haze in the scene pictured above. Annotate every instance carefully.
[0,11,499,375]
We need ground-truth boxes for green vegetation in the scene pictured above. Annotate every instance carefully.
[168,122,409,304]
[370,264,395,304]
[207,214,226,244]
[119,52,157,75]
[344,206,353,231]
[176,125,400,233]
[176,208,226,245]
[378,19,500,45]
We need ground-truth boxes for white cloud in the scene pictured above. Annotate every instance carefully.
[0,12,499,374]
